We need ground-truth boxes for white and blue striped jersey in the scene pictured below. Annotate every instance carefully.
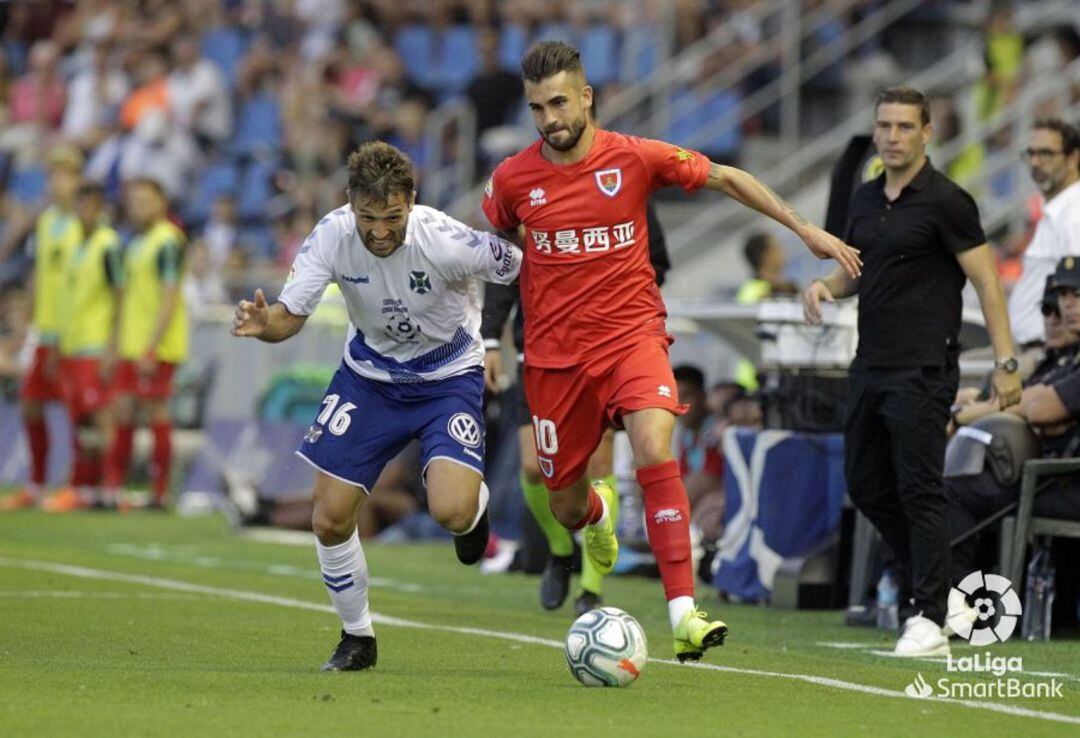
[278,204,522,384]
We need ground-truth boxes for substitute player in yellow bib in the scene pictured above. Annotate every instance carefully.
[102,178,188,508]
[53,183,123,509]
[3,146,83,511]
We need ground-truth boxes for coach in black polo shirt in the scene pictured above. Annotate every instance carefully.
[803,86,1021,658]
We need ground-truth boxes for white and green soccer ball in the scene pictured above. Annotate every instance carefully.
[564,607,648,687]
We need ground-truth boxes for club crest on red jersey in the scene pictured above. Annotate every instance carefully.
[594,168,622,197]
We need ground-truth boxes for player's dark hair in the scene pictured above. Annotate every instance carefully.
[346,141,416,205]
[77,181,105,199]
[521,40,584,83]
[673,364,706,391]
[743,232,772,273]
[1033,118,1080,158]
[875,86,930,126]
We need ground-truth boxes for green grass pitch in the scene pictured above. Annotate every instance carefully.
[1,512,1078,737]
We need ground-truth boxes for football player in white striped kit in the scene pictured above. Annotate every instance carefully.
[232,141,522,671]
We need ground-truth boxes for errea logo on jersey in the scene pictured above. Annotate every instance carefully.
[529,188,547,206]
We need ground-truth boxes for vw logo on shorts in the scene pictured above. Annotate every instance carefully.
[448,413,481,448]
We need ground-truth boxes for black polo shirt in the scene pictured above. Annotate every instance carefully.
[845,159,985,367]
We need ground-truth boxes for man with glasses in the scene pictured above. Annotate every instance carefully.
[1008,119,1080,352]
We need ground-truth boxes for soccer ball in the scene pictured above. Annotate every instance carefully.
[564,607,648,687]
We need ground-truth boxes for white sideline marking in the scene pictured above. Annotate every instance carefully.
[0,590,206,601]
[236,528,315,547]
[1,557,1078,726]
[106,543,426,593]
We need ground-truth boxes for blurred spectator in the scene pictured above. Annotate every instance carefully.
[466,27,522,135]
[734,232,798,390]
[929,96,984,193]
[168,34,232,149]
[8,39,64,128]
[672,364,726,550]
[61,41,128,151]
[0,39,65,163]
[1007,119,1080,348]
[118,48,170,132]
[0,286,31,401]
[183,238,228,317]
[203,194,239,271]
[102,178,189,508]
[121,0,185,51]
[8,145,84,511]
[736,231,799,304]
[975,1,1024,121]
[275,206,317,270]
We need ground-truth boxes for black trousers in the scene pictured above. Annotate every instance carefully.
[844,360,958,625]
[947,469,1080,577]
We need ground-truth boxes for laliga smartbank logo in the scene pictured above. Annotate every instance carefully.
[904,571,1064,700]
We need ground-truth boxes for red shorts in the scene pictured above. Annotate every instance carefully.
[20,345,64,402]
[59,357,111,420]
[114,359,176,399]
[524,336,687,490]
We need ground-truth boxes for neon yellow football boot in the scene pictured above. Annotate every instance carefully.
[582,480,619,576]
[673,609,728,662]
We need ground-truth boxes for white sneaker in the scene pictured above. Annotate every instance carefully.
[894,613,950,657]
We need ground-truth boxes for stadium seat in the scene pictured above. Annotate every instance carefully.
[201,26,250,87]
[667,86,742,161]
[579,25,620,87]
[622,27,662,82]
[237,158,277,222]
[238,223,277,261]
[394,25,435,90]
[498,25,529,72]
[436,25,479,97]
[231,93,282,158]
[8,165,47,205]
[184,160,240,227]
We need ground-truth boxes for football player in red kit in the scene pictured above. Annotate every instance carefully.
[482,41,861,661]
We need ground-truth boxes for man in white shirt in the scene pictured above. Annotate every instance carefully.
[232,142,521,672]
[1008,119,1080,348]
[167,35,231,147]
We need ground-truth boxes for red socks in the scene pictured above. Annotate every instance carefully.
[70,429,99,488]
[571,487,605,530]
[103,424,134,489]
[637,459,695,601]
[24,418,48,486]
[150,422,171,502]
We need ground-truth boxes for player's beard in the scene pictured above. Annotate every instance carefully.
[540,116,587,152]
[360,225,408,257]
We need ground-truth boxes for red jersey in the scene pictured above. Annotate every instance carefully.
[482,129,710,368]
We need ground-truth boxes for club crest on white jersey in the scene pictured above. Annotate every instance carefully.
[278,204,521,384]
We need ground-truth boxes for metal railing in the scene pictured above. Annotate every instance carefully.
[665,0,1077,265]
[422,98,477,210]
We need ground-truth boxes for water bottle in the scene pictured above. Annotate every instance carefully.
[876,569,900,631]
[1021,544,1056,642]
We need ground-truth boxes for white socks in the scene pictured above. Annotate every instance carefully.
[454,481,490,536]
[316,528,373,637]
[668,596,696,630]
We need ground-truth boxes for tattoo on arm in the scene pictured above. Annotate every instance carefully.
[757,177,810,227]
[707,164,810,227]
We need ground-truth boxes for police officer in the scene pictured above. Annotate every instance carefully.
[803,86,1021,658]
[947,257,1080,577]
